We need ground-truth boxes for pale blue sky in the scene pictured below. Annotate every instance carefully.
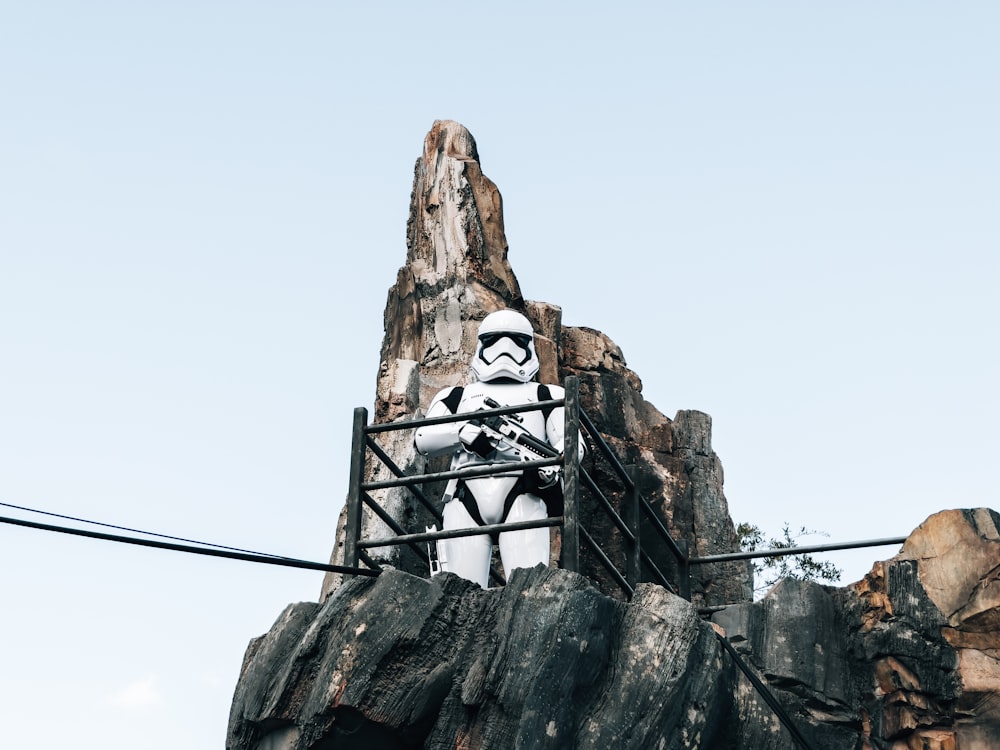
[1,3,997,747]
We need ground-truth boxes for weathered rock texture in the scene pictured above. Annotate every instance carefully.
[229,123,1000,748]
[712,508,1000,748]
[230,510,1000,749]
[319,119,750,607]
[230,566,736,750]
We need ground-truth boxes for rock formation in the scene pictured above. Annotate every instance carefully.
[228,122,1000,748]
[712,508,1000,748]
[230,566,735,750]
[229,509,1000,749]
[318,119,749,608]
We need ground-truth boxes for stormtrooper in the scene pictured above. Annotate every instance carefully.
[413,309,583,588]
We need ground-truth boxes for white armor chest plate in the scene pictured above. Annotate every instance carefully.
[452,381,548,524]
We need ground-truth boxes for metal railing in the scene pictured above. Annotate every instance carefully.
[690,536,908,567]
[342,394,578,584]
[341,376,696,598]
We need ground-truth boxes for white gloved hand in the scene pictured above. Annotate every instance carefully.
[537,465,560,488]
[459,421,498,458]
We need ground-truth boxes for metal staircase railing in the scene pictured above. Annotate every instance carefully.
[341,374,829,749]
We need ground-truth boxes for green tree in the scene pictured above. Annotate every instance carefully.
[736,522,842,597]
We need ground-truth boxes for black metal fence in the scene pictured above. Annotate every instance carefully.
[343,374,908,597]
[341,376,697,599]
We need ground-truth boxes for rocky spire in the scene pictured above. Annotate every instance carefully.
[378,119,525,417]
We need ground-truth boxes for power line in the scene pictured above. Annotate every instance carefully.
[0,512,377,577]
[0,501,291,559]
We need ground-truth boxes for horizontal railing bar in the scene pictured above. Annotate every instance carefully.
[358,516,564,548]
[364,400,564,434]
[690,536,908,565]
[362,457,563,491]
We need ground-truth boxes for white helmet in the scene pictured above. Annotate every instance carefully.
[471,309,539,383]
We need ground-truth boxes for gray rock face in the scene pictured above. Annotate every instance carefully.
[229,510,1000,748]
[229,566,737,750]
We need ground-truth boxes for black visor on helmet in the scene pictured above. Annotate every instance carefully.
[478,333,533,366]
[479,332,532,349]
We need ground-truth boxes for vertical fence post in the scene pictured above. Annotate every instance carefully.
[343,406,368,569]
[677,539,691,601]
[561,376,580,574]
[625,465,641,591]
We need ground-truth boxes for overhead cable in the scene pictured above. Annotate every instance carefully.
[0,500,292,559]
[0,513,377,577]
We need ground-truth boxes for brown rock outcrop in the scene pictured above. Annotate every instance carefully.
[712,508,1000,748]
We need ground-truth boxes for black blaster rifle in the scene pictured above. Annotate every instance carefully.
[478,397,560,461]
[426,400,561,576]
